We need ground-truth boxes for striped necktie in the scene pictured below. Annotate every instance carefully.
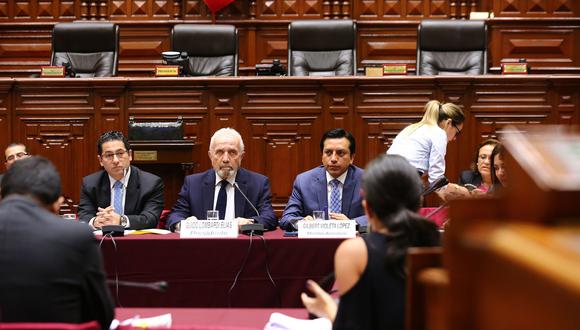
[329,179,341,214]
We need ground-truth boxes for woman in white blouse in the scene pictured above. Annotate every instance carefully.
[387,100,469,200]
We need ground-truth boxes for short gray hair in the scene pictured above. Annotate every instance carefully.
[209,128,245,154]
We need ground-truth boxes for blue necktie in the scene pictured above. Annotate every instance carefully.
[113,180,123,215]
[216,180,228,220]
[330,179,341,214]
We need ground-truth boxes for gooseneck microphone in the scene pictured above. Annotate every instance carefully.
[232,182,264,235]
[106,279,168,293]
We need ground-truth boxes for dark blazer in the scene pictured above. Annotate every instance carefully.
[458,170,482,187]
[167,168,277,230]
[0,195,114,329]
[78,165,164,229]
[279,165,367,231]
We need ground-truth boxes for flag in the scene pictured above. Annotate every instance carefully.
[204,0,235,13]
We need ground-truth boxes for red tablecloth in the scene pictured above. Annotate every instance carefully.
[100,230,342,308]
[115,307,308,330]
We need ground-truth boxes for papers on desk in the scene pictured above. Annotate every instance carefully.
[110,313,172,329]
[94,228,171,236]
[264,312,331,330]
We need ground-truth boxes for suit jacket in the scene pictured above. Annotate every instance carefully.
[167,168,277,230]
[279,165,367,231]
[458,170,482,187]
[78,165,164,229]
[0,195,114,329]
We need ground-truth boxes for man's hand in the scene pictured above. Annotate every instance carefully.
[302,215,314,221]
[93,206,121,228]
[235,217,255,231]
[329,212,349,220]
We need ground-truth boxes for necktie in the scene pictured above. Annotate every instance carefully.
[216,180,228,220]
[113,180,123,215]
[330,179,341,214]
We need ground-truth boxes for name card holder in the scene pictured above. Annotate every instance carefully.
[502,63,528,74]
[364,66,384,77]
[41,66,65,77]
[297,220,357,238]
[383,64,408,75]
[155,65,180,77]
[180,219,238,238]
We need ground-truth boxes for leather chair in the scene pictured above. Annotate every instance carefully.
[416,20,487,75]
[171,24,238,76]
[51,23,119,77]
[288,20,356,76]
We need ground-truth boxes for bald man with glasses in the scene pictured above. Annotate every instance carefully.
[77,131,164,230]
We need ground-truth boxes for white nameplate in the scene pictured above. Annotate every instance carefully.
[297,220,356,238]
[179,219,238,238]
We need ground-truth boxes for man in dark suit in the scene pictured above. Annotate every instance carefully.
[78,131,164,230]
[279,128,367,231]
[0,156,114,329]
[167,128,277,231]
[0,142,31,183]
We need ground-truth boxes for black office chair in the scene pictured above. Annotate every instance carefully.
[51,22,119,77]
[288,20,356,76]
[416,20,487,75]
[171,24,238,76]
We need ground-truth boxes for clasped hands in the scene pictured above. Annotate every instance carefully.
[302,212,349,221]
[92,206,121,229]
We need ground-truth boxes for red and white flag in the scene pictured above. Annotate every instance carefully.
[204,0,235,13]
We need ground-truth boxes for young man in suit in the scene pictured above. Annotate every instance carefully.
[279,128,367,231]
[78,131,164,230]
[0,156,114,329]
[0,142,31,183]
[167,127,277,232]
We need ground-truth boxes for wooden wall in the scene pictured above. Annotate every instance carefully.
[1,76,579,213]
[0,0,579,77]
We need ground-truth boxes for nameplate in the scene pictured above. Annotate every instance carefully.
[383,64,407,75]
[502,63,528,74]
[41,66,65,77]
[364,66,383,77]
[155,65,179,77]
[133,150,158,161]
[297,220,356,238]
[179,219,238,238]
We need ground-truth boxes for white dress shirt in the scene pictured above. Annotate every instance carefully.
[387,124,448,183]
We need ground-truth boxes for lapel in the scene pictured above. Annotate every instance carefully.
[98,172,111,207]
[124,166,140,214]
[314,167,328,214]
[341,166,355,216]
[202,170,216,215]
[234,168,247,217]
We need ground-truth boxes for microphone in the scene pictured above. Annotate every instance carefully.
[63,62,76,78]
[422,176,449,196]
[106,279,168,293]
[232,182,264,235]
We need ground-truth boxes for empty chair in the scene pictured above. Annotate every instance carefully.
[416,20,487,75]
[171,24,238,76]
[288,20,356,76]
[51,23,119,77]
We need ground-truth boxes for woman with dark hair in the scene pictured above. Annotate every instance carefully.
[489,143,507,193]
[459,138,499,193]
[301,154,440,330]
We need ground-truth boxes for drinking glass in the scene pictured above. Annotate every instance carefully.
[206,210,219,221]
[312,210,325,221]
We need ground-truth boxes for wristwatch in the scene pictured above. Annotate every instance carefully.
[120,215,129,228]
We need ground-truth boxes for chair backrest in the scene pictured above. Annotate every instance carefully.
[171,24,238,76]
[288,20,356,76]
[416,20,487,75]
[51,22,119,78]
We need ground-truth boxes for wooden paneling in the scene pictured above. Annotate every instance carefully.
[1,76,579,213]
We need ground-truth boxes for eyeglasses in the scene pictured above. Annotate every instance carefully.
[6,152,29,162]
[453,124,462,137]
[101,149,128,161]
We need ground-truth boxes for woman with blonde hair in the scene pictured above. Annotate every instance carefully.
[387,100,469,199]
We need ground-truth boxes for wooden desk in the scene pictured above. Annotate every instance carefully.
[1,75,579,211]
